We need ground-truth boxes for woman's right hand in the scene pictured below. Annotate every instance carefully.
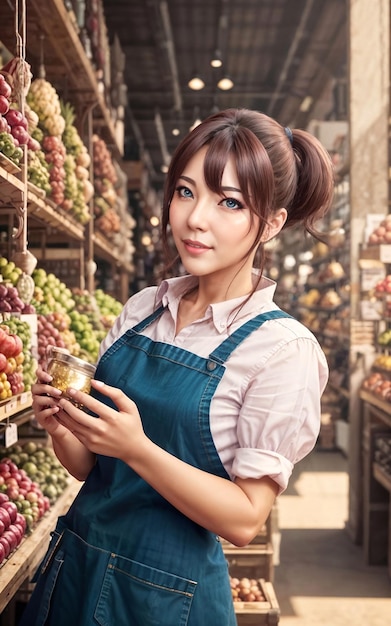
[31,367,66,437]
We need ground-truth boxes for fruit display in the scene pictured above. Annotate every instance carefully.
[0,323,24,399]
[367,214,391,245]
[377,327,391,347]
[92,134,121,236]
[1,317,37,393]
[27,148,51,194]
[230,577,266,603]
[373,354,391,371]
[3,441,70,506]
[0,255,22,287]
[0,73,29,166]
[60,101,91,224]
[68,310,101,364]
[31,268,76,315]
[0,491,27,564]
[0,453,49,539]
[26,78,65,138]
[94,288,123,328]
[361,371,391,401]
[374,274,391,295]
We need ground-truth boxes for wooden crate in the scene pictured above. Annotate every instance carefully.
[224,542,274,582]
[234,579,280,625]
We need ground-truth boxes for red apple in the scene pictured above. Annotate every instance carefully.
[0,76,12,99]
[0,95,9,115]
[15,512,26,532]
[3,528,18,551]
[0,535,11,558]
[0,540,6,564]
[8,523,23,543]
[1,500,18,523]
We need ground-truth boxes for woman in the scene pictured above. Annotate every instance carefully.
[20,108,334,625]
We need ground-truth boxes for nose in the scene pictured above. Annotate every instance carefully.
[186,196,210,230]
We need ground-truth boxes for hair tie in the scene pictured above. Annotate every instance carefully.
[284,126,293,145]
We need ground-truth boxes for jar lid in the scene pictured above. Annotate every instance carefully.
[49,346,96,376]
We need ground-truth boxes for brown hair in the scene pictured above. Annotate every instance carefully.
[161,108,334,274]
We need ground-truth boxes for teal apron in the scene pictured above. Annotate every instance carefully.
[19,307,290,626]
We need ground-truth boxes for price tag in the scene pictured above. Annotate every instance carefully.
[20,392,28,404]
[5,422,18,447]
[380,245,391,263]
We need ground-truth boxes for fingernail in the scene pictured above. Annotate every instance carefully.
[92,379,104,387]
[67,387,76,396]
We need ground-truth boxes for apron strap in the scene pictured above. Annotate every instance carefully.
[131,305,166,333]
[209,309,293,365]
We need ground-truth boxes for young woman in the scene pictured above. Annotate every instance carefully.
[21,108,334,626]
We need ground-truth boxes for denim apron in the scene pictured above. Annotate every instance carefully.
[19,307,290,626]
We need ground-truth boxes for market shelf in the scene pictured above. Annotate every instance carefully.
[0,165,84,241]
[1,0,122,159]
[0,478,82,613]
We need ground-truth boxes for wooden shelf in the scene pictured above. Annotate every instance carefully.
[0,392,32,423]
[1,0,122,158]
[0,479,82,612]
[373,462,391,492]
[0,166,84,241]
[360,389,391,426]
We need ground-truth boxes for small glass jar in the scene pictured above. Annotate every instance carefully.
[47,347,96,401]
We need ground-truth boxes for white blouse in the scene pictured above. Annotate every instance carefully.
[99,273,328,494]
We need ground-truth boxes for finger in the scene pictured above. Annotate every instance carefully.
[89,380,136,412]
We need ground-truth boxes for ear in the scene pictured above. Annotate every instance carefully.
[261,208,288,242]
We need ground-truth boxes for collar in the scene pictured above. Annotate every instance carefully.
[156,272,278,334]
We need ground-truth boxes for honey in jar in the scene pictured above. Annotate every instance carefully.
[47,347,96,401]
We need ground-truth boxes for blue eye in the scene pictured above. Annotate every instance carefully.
[221,197,243,210]
[176,185,193,198]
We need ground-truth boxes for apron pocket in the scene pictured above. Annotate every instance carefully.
[94,554,197,626]
[33,548,64,626]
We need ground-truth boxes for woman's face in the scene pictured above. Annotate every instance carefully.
[169,146,259,289]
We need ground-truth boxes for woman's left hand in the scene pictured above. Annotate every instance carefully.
[56,379,144,463]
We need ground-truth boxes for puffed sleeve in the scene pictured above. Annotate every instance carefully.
[231,336,328,494]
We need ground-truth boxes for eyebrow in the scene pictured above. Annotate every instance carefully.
[179,175,241,194]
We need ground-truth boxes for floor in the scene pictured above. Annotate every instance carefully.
[274,449,390,626]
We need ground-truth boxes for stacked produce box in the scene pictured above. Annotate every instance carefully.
[223,508,280,625]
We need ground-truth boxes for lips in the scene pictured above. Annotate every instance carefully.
[183,239,211,250]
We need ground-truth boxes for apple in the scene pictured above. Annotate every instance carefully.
[0,541,6,564]
[0,493,9,504]
[0,95,9,115]
[0,353,7,372]
[0,76,12,99]
[3,528,18,551]
[2,500,18,523]
[0,535,11,559]
[15,512,26,533]
[8,523,24,543]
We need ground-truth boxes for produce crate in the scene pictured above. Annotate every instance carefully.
[234,579,280,625]
[224,542,274,582]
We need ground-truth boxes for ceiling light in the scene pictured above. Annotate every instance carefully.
[217,75,234,91]
[161,164,169,173]
[210,50,223,68]
[188,74,205,90]
[172,127,180,136]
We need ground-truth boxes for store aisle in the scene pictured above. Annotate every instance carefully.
[274,450,390,626]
